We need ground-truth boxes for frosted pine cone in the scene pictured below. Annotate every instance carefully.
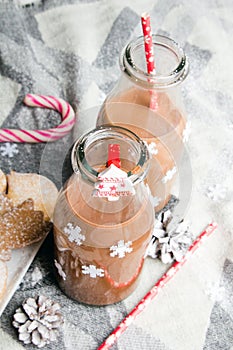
[12,295,63,348]
[146,210,193,264]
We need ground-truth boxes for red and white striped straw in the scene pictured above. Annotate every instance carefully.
[141,12,155,74]
[141,13,158,110]
[0,94,76,143]
[98,222,218,350]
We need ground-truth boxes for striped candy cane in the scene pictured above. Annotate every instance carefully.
[0,94,76,143]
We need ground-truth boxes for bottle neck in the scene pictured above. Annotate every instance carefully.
[120,35,189,90]
[71,126,150,186]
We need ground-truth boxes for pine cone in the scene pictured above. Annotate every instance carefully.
[12,295,63,348]
[146,210,193,264]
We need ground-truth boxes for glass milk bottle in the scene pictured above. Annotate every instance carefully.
[53,126,154,305]
[97,35,189,211]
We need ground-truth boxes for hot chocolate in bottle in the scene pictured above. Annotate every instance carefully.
[53,126,154,305]
[97,35,189,211]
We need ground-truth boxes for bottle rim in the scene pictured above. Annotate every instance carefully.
[71,125,150,185]
[120,34,189,89]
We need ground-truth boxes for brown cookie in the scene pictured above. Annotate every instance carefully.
[0,199,51,256]
[0,195,14,260]
[0,193,13,216]
[7,171,58,221]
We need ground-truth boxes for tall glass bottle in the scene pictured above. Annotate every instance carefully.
[97,35,189,211]
[53,126,154,305]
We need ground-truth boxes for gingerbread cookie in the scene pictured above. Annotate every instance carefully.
[0,170,56,302]
[0,195,14,260]
[0,194,13,216]
[0,199,51,261]
[7,171,58,221]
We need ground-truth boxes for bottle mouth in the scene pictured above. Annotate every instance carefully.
[71,125,150,185]
[120,34,189,89]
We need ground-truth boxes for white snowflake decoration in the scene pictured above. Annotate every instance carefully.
[162,167,177,184]
[151,195,161,208]
[30,267,43,287]
[0,143,19,158]
[206,184,226,202]
[54,259,66,281]
[205,282,226,303]
[19,266,43,290]
[82,265,104,278]
[145,141,158,155]
[182,121,191,142]
[64,223,85,245]
[110,240,133,258]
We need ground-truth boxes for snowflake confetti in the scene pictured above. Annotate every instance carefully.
[30,267,43,286]
[145,141,158,155]
[205,282,226,303]
[64,223,85,245]
[110,240,133,258]
[54,259,66,281]
[82,265,104,278]
[19,266,43,290]
[206,184,226,202]
[162,167,177,184]
[0,143,19,158]
[182,121,191,142]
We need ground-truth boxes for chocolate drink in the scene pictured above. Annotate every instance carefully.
[97,88,186,210]
[53,164,154,305]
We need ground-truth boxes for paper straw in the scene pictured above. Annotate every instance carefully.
[107,144,121,168]
[0,94,76,143]
[98,222,218,350]
[141,13,158,110]
[141,13,155,74]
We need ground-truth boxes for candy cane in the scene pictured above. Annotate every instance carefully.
[0,94,76,143]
